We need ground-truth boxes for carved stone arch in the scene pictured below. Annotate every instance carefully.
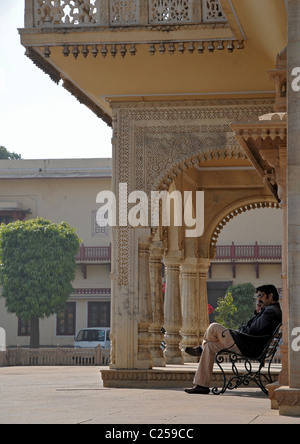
[149,143,249,256]
[207,196,281,259]
[150,144,246,193]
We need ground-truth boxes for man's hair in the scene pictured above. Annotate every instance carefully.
[256,285,280,302]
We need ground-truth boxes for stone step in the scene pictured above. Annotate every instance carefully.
[101,363,281,389]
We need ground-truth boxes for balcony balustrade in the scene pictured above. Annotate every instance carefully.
[76,244,111,263]
[72,288,111,295]
[214,242,282,262]
[23,0,244,61]
[75,245,111,279]
[27,0,227,28]
[210,243,282,280]
[75,243,281,265]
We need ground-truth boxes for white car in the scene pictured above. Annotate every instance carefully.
[74,327,110,349]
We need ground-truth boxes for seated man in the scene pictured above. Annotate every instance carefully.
[185,284,282,394]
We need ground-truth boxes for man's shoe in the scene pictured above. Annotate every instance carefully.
[185,386,210,395]
[185,346,203,357]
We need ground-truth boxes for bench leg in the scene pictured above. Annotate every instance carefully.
[212,354,271,396]
[212,353,228,395]
[212,352,244,395]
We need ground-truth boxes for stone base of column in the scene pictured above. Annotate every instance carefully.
[266,381,281,410]
[136,349,153,370]
[151,346,166,367]
[164,334,184,365]
[152,356,166,367]
[181,350,200,364]
[275,387,300,417]
[149,328,166,367]
[165,357,185,365]
[164,351,184,365]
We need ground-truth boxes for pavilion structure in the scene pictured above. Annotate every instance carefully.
[19,0,300,415]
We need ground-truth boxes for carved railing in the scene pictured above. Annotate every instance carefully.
[76,244,111,262]
[72,288,111,295]
[0,345,110,367]
[202,0,226,22]
[110,0,140,25]
[148,0,194,24]
[32,0,100,26]
[27,0,226,27]
[215,243,282,262]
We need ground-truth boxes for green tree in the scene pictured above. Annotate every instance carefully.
[0,145,21,159]
[214,291,237,329]
[214,283,256,329]
[0,218,81,348]
[230,283,257,327]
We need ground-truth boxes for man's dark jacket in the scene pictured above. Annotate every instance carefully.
[230,302,282,359]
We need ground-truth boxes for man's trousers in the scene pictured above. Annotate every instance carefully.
[193,323,241,388]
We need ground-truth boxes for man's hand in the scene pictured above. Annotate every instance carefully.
[255,300,264,314]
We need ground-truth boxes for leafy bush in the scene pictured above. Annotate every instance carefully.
[214,283,256,329]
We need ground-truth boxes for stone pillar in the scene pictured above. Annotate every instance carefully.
[265,144,289,409]
[137,236,153,369]
[180,259,199,362]
[278,145,289,387]
[198,258,211,343]
[276,1,300,416]
[163,254,184,365]
[109,105,154,371]
[149,241,166,367]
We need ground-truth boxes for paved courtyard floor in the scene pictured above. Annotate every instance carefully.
[0,365,300,425]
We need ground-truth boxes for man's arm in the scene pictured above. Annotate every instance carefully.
[242,305,281,337]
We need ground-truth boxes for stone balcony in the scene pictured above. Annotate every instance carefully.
[20,0,247,126]
[23,0,242,58]
[26,0,227,28]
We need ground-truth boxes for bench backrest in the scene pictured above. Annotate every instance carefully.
[260,323,282,363]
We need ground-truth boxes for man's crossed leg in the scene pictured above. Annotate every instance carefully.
[185,323,241,394]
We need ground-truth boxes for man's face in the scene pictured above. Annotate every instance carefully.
[256,291,273,309]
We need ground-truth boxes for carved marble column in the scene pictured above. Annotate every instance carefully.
[198,258,211,343]
[137,236,153,369]
[277,145,289,387]
[275,2,300,416]
[180,259,199,363]
[264,144,289,409]
[260,145,289,384]
[163,254,184,365]
[149,241,166,367]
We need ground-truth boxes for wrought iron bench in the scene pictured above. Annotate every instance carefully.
[212,323,282,395]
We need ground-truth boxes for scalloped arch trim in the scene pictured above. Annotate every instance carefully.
[209,200,280,258]
[153,145,246,191]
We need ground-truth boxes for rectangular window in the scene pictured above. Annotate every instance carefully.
[56,302,76,336]
[88,302,111,328]
[18,318,31,337]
